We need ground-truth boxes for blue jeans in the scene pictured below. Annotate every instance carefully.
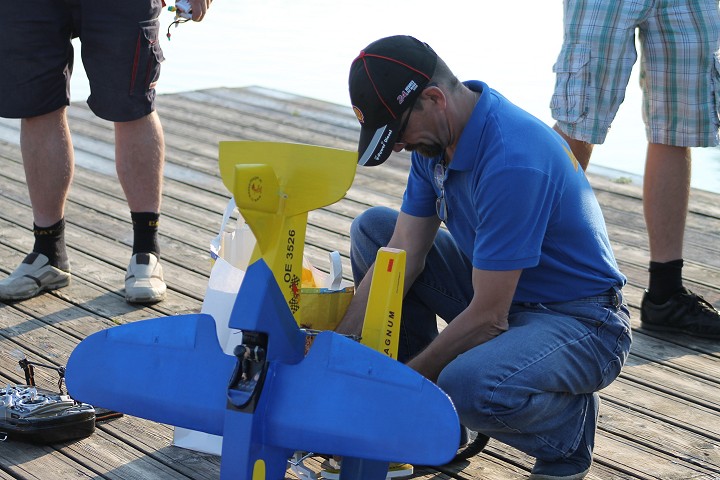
[350,206,632,460]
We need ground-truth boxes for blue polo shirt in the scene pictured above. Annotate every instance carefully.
[401,81,625,303]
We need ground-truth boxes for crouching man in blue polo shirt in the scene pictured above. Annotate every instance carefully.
[336,35,632,480]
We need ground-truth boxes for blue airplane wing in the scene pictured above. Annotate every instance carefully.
[65,313,235,435]
[263,331,460,466]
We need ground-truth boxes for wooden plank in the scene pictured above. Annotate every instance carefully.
[599,402,720,473]
[621,356,720,410]
[0,440,96,480]
[601,378,720,442]
[587,171,720,219]
[597,194,720,271]
[592,430,718,479]
[0,467,20,480]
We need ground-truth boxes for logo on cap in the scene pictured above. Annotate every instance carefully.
[353,106,365,124]
[373,131,393,162]
[397,80,419,105]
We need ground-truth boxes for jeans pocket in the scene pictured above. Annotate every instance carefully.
[596,325,631,391]
[550,43,591,124]
[129,19,165,96]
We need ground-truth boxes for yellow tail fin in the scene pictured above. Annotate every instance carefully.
[218,142,356,323]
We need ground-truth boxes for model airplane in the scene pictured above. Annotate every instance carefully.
[65,142,459,479]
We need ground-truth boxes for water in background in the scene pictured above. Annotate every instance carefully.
[68,0,720,192]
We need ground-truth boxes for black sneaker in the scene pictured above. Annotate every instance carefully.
[641,288,720,339]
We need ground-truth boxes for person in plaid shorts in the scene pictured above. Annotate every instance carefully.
[551,0,720,338]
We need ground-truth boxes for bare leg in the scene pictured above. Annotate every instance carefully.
[552,124,594,171]
[20,107,74,227]
[115,111,166,304]
[0,107,74,301]
[114,111,164,213]
[639,144,720,339]
[643,144,690,263]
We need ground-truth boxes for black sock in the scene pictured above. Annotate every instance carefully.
[131,212,161,258]
[33,219,69,271]
[647,259,684,304]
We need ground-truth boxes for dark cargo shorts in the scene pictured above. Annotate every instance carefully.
[0,0,165,122]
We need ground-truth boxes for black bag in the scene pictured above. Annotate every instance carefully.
[0,355,95,444]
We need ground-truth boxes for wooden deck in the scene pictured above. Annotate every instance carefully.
[0,86,719,479]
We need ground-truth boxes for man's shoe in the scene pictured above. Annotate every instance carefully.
[641,288,720,339]
[454,426,490,461]
[529,393,598,480]
[0,253,70,301]
[125,253,166,304]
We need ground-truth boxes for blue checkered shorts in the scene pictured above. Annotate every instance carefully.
[551,0,720,147]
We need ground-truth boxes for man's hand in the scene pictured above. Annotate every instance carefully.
[335,211,440,340]
[188,0,212,21]
[406,268,520,382]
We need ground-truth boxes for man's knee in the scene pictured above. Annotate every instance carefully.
[88,88,157,123]
[438,356,495,426]
[438,350,534,431]
[350,207,397,250]
[349,206,398,282]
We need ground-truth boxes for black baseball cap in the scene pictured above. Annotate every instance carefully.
[349,35,438,166]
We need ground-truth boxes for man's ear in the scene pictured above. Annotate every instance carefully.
[422,84,446,109]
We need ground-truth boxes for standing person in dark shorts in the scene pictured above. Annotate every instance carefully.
[550,0,720,338]
[0,0,212,304]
